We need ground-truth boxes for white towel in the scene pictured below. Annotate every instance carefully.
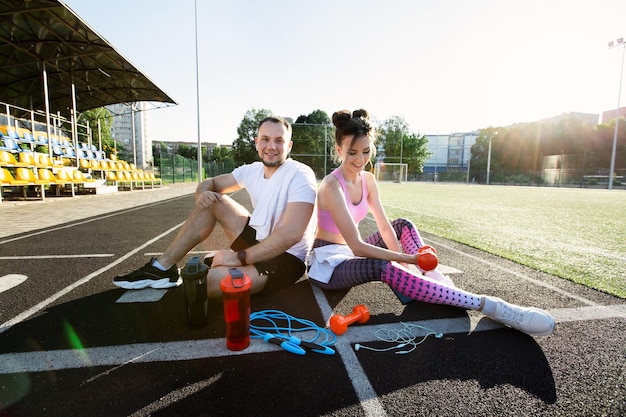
[249,158,300,240]
[308,244,362,284]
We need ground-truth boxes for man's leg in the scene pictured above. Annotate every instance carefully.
[113,194,250,289]
[157,194,250,268]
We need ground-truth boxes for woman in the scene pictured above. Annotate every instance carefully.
[308,109,554,337]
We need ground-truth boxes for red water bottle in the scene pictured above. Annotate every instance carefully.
[220,268,252,351]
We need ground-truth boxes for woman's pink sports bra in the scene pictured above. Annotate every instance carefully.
[317,169,369,234]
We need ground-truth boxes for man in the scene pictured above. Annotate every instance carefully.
[114,116,317,296]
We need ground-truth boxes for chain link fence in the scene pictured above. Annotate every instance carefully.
[157,153,235,184]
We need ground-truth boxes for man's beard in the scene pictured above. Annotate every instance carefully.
[261,158,285,168]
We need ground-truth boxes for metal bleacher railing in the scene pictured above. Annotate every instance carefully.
[0,101,162,203]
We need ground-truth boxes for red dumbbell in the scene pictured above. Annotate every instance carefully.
[417,245,438,271]
[329,304,370,335]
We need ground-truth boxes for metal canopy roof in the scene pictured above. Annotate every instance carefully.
[0,0,176,117]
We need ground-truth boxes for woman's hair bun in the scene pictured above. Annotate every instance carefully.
[332,110,352,127]
[352,109,369,120]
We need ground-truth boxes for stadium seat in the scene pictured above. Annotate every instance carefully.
[54,169,76,196]
[2,137,23,153]
[5,129,21,141]
[16,167,49,185]
[37,168,58,184]
[0,167,27,185]
[72,169,95,183]
[52,145,64,157]
[63,147,76,158]
[21,132,36,144]
[0,167,33,202]
[54,169,74,183]
[79,158,91,170]
[0,150,28,167]
[36,154,55,168]
[18,152,41,168]
[106,170,119,184]
[88,159,100,170]
[131,171,144,189]
[36,134,49,146]
[59,137,71,148]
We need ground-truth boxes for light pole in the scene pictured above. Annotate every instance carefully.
[486,130,498,185]
[434,135,438,182]
[608,37,625,190]
[466,143,472,184]
[194,0,203,183]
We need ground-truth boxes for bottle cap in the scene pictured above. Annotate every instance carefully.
[220,268,251,293]
[181,256,208,280]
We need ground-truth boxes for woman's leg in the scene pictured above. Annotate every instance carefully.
[380,261,481,309]
[310,238,554,336]
[363,218,424,254]
[379,261,554,336]
[365,218,454,286]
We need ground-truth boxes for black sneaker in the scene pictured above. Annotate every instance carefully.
[113,258,181,289]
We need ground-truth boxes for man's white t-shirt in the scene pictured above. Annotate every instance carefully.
[231,159,317,261]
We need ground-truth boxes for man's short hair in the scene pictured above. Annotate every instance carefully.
[258,116,292,135]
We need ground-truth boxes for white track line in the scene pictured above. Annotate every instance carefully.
[1,304,624,375]
[0,221,185,335]
[311,284,387,417]
[0,254,113,260]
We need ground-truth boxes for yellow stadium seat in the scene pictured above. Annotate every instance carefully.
[18,152,40,168]
[72,169,95,183]
[16,167,49,185]
[35,153,54,168]
[79,158,91,170]
[55,169,75,183]
[0,150,28,167]
[37,168,58,184]
[1,168,28,185]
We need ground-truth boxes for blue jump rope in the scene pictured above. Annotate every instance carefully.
[250,310,336,355]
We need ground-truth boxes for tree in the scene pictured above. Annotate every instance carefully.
[377,116,431,176]
[152,142,169,167]
[77,107,115,157]
[292,109,331,177]
[176,143,197,160]
[210,146,234,165]
[232,108,273,164]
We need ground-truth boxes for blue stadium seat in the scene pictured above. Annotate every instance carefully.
[2,138,22,153]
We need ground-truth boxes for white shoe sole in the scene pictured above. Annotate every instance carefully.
[500,307,556,336]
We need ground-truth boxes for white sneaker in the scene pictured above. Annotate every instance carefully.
[482,297,555,336]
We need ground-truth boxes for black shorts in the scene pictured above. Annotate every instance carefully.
[230,218,305,294]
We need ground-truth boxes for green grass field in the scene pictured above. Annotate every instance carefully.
[376,182,626,298]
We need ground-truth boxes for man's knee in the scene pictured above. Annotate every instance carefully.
[206,267,228,298]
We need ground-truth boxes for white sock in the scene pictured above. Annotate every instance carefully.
[152,259,168,271]
[480,296,498,315]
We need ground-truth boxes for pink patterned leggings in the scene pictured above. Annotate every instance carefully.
[310,218,482,310]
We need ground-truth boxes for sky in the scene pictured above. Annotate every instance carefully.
[63,0,626,145]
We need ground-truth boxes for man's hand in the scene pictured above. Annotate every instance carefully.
[196,190,223,209]
[211,249,241,267]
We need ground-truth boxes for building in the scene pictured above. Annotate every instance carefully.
[423,132,478,175]
[106,102,152,169]
[601,106,626,124]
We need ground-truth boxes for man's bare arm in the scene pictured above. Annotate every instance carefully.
[243,201,314,265]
